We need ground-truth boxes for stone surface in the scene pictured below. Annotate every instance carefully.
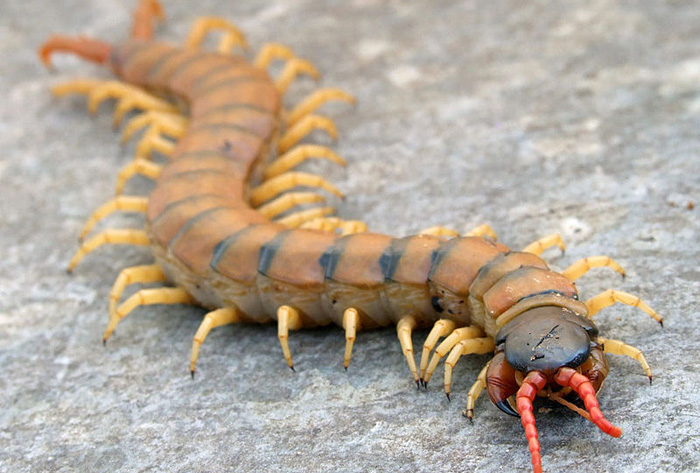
[1,1,699,472]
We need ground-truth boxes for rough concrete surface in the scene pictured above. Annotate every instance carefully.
[1,1,699,472]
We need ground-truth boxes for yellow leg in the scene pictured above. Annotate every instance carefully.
[185,16,248,52]
[88,81,177,126]
[299,218,369,235]
[109,264,166,323]
[51,79,178,127]
[275,58,320,94]
[79,196,148,241]
[338,220,369,236]
[278,115,338,153]
[464,362,490,421]
[190,307,241,377]
[397,315,419,385]
[249,171,344,207]
[586,289,663,325]
[277,305,303,370]
[51,79,103,97]
[343,308,361,369]
[287,89,356,127]
[135,127,176,160]
[257,192,326,219]
[522,233,566,256]
[115,159,162,195]
[121,110,188,144]
[443,337,495,399]
[419,226,460,238]
[254,42,295,69]
[263,145,346,180]
[275,207,335,228]
[419,319,458,382]
[599,337,653,383]
[104,287,195,342]
[562,255,626,281]
[423,326,485,386]
[67,229,150,273]
[464,223,498,240]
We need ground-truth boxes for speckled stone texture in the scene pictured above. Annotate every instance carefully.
[1,1,699,472]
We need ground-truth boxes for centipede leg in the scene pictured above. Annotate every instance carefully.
[276,207,336,228]
[562,255,626,281]
[109,264,166,322]
[599,337,653,382]
[78,196,148,241]
[104,287,195,342]
[278,115,338,153]
[115,159,163,195]
[300,218,369,235]
[134,126,176,160]
[522,233,566,256]
[342,308,361,369]
[464,361,490,421]
[464,223,498,240]
[67,229,150,273]
[185,17,248,53]
[396,315,419,385]
[419,318,457,382]
[121,111,188,144]
[254,43,296,69]
[277,305,303,370]
[419,226,460,238]
[264,145,347,180]
[423,326,486,387]
[249,171,343,207]
[50,79,178,127]
[87,81,177,126]
[191,307,241,377]
[443,337,495,400]
[286,89,356,127]
[586,289,663,325]
[257,192,327,219]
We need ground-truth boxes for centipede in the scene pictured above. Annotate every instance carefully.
[39,1,662,472]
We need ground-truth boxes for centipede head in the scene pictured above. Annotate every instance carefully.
[486,306,618,473]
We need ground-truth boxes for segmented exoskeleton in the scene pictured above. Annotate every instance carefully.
[40,2,662,472]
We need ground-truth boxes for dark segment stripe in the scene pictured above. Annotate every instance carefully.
[196,75,266,97]
[190,62,234,90]
[428,238,455,280]
[167,206,233,250]
[118,40,156,66]
[143,48,182,82]
[150,193,235,227]
[195,102,273,120]
[258,230,292,276]
[187,121,263,138]
[210,226,254,270]
[167,53,216,84]
[378,238,409,281]
[210,223,285,283]
[319,236,352,280]
[157,168,241,184]
[174,149,233,160]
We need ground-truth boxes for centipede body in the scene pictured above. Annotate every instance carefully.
[34,2,669,472]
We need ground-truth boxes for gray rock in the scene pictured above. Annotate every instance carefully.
[1,1,698,472]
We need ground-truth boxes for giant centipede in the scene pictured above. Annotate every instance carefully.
[39,1,662,472]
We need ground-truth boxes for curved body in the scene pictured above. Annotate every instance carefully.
[40,3,660,472]
[110,38,579,336]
